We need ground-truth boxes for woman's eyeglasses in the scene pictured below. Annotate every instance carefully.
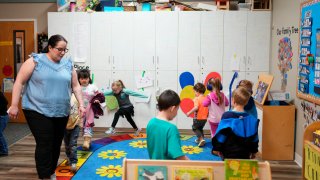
[54,47,69,53]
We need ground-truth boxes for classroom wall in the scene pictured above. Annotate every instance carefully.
[270,0,307,163]
[0,3,56,33]
[0,0,310,164]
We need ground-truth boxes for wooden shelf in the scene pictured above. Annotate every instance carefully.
[303,121,320,180]
[250,0,272,10]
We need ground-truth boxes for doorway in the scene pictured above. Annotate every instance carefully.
[0,21,35,123]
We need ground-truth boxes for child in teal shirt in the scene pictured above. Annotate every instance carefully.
[146,90,189,160]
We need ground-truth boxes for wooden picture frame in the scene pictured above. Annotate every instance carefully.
[253,74,274,105]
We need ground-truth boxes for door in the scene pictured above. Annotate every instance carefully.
[155,12,178,71]
[133,12,156,71]
[178,12,201,71]
[223,11,247,72]
[201,11,224,72]
[91,12,112,71]
[111,13,134,71]
[246,11,271,72]
[0,21,35,123]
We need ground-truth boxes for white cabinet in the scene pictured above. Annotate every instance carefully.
[155,12,178,71]
[223,11,247,72]
[48,11,271,129]
[133,70,156,128]
[222,11,271,97]
[90,13,112,71]
[201,11,224,72]
[111,13,134,71]
[178,12,201,71]
[134,12,156,71]
[246,12,271,72]
[90,70,113,127]
[48,12,91,68]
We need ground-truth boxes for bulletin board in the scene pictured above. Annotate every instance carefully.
[297,0,320,104]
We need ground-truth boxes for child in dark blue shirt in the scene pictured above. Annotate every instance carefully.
[212,87,259,159]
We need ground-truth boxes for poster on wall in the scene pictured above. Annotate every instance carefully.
[278,37,293,91]
[2,78,14,92]
[297,0,320,104]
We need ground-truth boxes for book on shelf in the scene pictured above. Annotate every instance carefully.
[136,165,168,180]
[225,159,259,180]
[172,166,213,180]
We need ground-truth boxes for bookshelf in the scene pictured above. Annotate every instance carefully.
[122,158,272,180]
[303,121,320,180]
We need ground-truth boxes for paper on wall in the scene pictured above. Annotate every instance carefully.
[73,22,89,63]
[230,54,240,71]
[2,78,14,92]
[135,74,153,89]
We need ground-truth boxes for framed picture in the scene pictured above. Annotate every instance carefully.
[253,74,274,105]
[37,33,48,53]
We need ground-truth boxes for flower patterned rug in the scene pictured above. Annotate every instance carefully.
[55,134,221,180]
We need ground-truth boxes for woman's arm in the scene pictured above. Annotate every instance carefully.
[71,69,85,117]
[8,57,36,119]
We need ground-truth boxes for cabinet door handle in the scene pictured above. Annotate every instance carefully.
[157,80,159,87]
[108,56,111,65]
[202,57,204,64]
[157,56,159,64]
[113,56,115,69]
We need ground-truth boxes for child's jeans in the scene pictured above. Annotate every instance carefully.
[0,115,8,155]
[64,125,80,164]
[192,119,207,138]
[209,121,219,138]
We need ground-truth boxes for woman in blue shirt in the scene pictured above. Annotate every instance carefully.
[7,34,85,180]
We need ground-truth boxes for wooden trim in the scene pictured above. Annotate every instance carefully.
[296,0,320,105]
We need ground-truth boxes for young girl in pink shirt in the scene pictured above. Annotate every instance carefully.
[203,78,229,137]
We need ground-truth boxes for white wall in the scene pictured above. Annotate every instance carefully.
[0,3,56,33]
[271,0,307,160]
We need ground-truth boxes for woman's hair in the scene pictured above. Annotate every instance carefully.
[208,78,223,105]
[77,69,92,84]
[232,87,250,106]
[42,34,67,53]
[112,80,125,89]
[193,83,206,94]
[238,80,253,95]
[157,89,180,111]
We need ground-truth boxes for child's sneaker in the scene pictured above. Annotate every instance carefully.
[134,128,142,136]
[105,127,116,135]
[195,139,200,144]
[198,139,206,147]
[70,163,77,173]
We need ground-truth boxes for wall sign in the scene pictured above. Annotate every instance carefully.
[297,0,320,104]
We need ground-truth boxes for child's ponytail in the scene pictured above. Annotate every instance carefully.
[209,78,223,105]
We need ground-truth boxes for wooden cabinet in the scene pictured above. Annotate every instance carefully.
[303,121,320,180]
[256,102,295,160]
